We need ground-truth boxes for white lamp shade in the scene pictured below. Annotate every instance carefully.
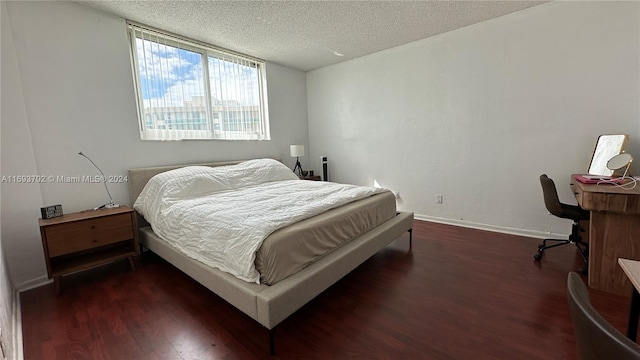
[290,145,305,157]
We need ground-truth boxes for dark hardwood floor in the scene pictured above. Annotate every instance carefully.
[21,220,632,359]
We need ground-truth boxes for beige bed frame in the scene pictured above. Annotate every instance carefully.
[128,160,414,354]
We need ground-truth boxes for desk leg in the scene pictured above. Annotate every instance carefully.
[627,288,640,341]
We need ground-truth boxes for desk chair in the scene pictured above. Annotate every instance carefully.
[567,272,640,360]
[534,174,590,273]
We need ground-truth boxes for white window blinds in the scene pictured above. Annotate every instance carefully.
[128,22,270,141]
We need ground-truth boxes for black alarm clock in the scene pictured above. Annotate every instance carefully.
[41,204,63,219]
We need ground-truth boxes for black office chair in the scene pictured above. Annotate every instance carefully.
[567,272,640,360]
[534,174,590,273]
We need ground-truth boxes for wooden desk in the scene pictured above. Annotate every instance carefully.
[618,258,640,340]
[572,176,640,295]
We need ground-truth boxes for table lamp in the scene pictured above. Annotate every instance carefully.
[79,151,120,210]
[290,145,304,177]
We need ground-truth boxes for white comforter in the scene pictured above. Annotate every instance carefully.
[134,159,386,284]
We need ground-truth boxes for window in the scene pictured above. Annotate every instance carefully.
[128,22,270,141]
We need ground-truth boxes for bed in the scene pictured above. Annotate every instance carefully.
[128,159,414,354]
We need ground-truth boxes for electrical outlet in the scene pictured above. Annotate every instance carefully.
[436,195,443,204]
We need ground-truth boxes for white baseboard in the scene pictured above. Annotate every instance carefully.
[12,274,49,360]
[414,214,568,240]
[15,276,51,293]
[11,291,22,360]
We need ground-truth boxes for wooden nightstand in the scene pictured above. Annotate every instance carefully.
[300,175,322,181]
[39,206,139,294]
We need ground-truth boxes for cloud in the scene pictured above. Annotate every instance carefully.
[137,38,261,109]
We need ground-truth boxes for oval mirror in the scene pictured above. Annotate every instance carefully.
[606,153,633,171]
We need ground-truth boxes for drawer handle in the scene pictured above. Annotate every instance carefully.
[90,225,96,229]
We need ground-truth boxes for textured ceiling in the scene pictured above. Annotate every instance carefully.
[76,1,548,72]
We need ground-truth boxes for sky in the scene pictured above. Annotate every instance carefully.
[135,37,260,110]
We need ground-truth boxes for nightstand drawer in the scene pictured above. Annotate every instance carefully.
[45,213,133,257]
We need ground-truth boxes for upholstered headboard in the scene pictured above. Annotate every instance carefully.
[128,160,245,203]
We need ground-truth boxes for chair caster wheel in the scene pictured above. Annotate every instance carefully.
[534,253,542,261]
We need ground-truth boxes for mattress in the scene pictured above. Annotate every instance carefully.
[256,190,397,285]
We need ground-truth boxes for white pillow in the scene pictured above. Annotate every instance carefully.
[133,159,298,221]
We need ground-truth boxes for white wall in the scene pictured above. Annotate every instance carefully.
[307,1,640,237]
[1,1,309,289]
[1,3,28,358]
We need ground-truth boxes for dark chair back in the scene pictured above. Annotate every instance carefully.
[567,272,640,360]
[540,174,564,218]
